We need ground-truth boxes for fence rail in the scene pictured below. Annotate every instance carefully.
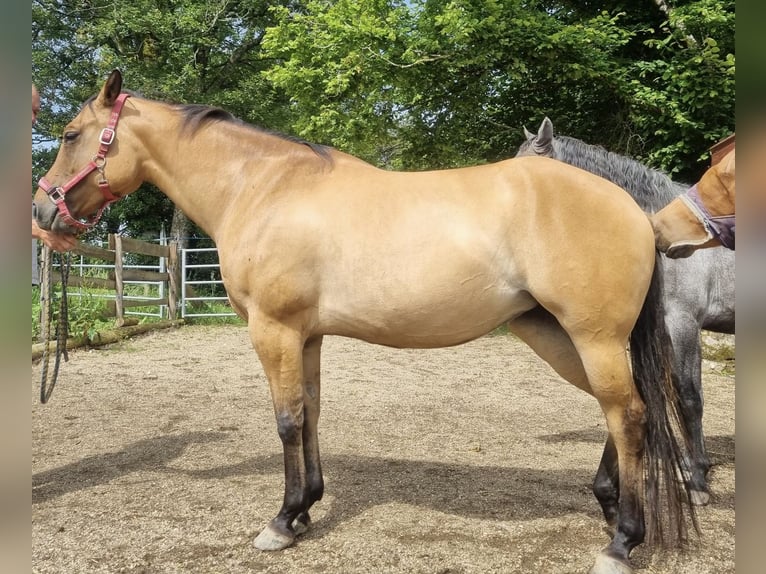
[39,234,237,326]
[180,247,236,318]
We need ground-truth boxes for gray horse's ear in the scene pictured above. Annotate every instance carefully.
[99,69,123,108]
[529,117,554,155]
[523,126,535,141]
[538,117,554,145]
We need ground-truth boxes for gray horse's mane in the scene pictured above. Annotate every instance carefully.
[550,135,688,212]
[176,103,332,161]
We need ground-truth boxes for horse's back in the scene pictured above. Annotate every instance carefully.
[223,155,656,347]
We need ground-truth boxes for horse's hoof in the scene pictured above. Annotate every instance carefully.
[690,489,711,506]
[589,553,633,574]
[253,523,295,551]
[292,513,311,536]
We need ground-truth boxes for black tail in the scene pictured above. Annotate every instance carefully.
[629,252,698,547]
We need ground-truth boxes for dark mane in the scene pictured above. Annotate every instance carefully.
[177,103,237,132]
[176,103,332,162]
[551,135,688,212]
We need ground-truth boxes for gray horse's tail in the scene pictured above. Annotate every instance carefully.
[629,252,698,547]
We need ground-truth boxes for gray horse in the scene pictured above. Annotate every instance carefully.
[517,118,735,505]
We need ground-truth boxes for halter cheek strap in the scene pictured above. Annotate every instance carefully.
[38,93,131,232]
[679,184,735,250]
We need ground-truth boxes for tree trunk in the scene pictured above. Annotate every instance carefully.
[169,205,191,250]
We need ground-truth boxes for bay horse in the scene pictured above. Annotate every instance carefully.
[34,71,695,574]
[517,117,735,506]
[651,149,735,257]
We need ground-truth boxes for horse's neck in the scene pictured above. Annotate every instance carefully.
[137,106,308,240]
[553,138,683,211]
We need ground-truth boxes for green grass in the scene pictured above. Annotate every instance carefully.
[32,284,244,343]
[702,339,736,375]
[32,284,166,343]
[33,285,112,342]
[182,301,244,326]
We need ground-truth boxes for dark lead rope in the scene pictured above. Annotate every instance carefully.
[39,248,71,403]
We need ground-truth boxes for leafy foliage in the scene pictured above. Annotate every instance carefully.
[627,0,735,180]
[262,0,734,176]
[33,0,735,240]
[33,0,296,239]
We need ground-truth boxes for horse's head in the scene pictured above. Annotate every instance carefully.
[701,148,736,215]
[651,149,736,257]
[516,117,555,158]
[33,70,143,235]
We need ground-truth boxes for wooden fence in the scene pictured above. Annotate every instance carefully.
[40,234,181,328]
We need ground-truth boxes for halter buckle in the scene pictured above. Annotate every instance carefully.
[48,187,66,204]
[99,127,116,146]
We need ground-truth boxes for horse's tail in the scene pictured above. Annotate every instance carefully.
[629,251,698,547]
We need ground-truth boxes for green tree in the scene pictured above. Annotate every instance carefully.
[628,0,735,180]
[33,0,296,243]
[34,0,734,233]
[262,0,734,178]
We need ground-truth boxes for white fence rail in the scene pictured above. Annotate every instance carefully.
[43,238,237,320]
[180,247,236,318]
[65,253,167,319]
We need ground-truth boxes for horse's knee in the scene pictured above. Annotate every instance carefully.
[276,410,303,444]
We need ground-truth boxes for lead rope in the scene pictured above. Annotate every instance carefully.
[39,247,71,403]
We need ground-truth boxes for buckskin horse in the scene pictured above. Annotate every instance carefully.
[651,148,735,257]
[517,117,735,506]
[33,71,695,574]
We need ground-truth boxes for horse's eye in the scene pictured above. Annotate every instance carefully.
[62,131,79,143]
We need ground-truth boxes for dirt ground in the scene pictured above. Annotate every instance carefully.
[32,325,735,574]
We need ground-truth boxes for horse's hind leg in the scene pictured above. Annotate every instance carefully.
[292,335,325,534]
[506,307,590,392]
[593,436,619,531]
[509,310,614,523]
[578,341,647,574]
[509,310,637,566]
[666,314,710,505]
[509,310,646,572]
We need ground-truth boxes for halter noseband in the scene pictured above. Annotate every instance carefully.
[38,93,131,232]
[679,183,735,250]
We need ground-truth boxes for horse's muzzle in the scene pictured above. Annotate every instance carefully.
[33,199,65,233]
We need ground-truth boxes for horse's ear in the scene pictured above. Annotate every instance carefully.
[538,117,554,145]
[98,70,123,108]
[523,126,535,141]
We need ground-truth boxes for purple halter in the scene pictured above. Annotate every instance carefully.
[679,184,735,250]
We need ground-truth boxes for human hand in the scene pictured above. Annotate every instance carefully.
[32,218,78,252]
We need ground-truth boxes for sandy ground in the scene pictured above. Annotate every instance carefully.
[32,325,734,573]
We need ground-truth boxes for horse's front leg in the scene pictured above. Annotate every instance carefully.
[250,318,311,551]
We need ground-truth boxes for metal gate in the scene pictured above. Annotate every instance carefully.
[180,247,236,318]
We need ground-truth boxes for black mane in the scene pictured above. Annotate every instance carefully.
[550,135,688,211]
[176,103,332,161]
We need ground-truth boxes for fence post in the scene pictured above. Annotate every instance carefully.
[109,234,126,327]
[167,241,180,321]
[38,246,51,343]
